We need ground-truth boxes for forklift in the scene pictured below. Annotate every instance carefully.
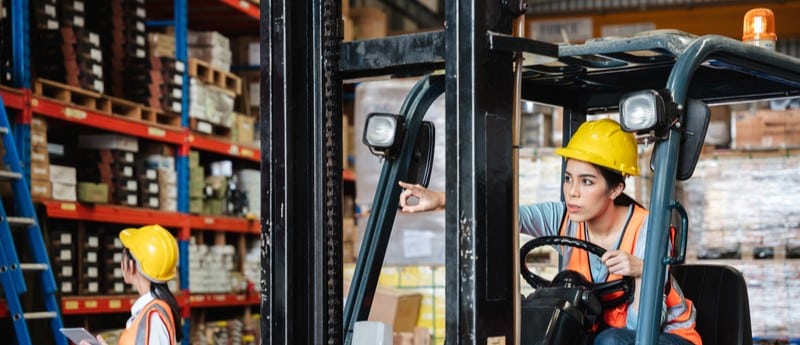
[261,1,800,344]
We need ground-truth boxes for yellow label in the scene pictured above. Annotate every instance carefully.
[64,301,79,310]
[241,149,255,158]
[85,300,98,308]
[147,127,166,137]
[60,203,77,211]
[228,145,240,155]
[64,107,87,120]
[204,217,214,225]
[31,99,38,107]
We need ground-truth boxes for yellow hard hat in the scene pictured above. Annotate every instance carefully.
[554,118,639,176]
[119,224,179,283]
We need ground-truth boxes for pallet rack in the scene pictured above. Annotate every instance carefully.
[0,1,307,344]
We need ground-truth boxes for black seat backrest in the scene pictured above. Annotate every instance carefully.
[670,264,752,345]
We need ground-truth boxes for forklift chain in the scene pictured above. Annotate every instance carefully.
[322,0,343,343]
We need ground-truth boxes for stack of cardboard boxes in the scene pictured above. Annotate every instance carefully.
[30,117,52,199]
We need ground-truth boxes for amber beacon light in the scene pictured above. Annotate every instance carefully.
[742,8,776,50]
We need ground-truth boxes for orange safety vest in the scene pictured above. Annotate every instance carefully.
[560,205,702,345]
[119,299,176,345]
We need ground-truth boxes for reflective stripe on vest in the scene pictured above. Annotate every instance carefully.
[119,299,176,345]
[559,205,702,345]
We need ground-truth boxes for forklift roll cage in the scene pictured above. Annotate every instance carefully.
[261,1,800,344]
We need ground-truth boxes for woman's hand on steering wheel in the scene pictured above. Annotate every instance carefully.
[601,250,643,278]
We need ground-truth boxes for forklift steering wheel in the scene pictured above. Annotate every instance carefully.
[520,236,635,309]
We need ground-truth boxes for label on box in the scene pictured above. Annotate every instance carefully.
[90,48,101,61]
[136,8,146,18]
[92,64,102,76]
[62,281,73,293]
[74,15,84,27]
[114,238,122,248]
[172,88,182,98]
[31,133,46,145]
[175,61,185,72]
[75,1,84,11]
[60,249,72,261]
[136,49,145,58]
[89,33,100,46]
[113,267,122,278]
[94,80,104,93]
[113,252,122,263]
[47,20,58,30]
[145,169,157,180]
[87,236,99,247]
[126,180,137,190]
[173,74,183,84]
[123,152,135,163]
[136,35,145,46]
[136,21,145,32]
[171,102,181,112]
[45,4,56,16]
[127,194,137,205]
[114,282,125,293]
[31,152,47,162]
[86,251,97,263]
[123,166,133,177]
[148,197,159,208]
[147,183,158,194]
[87,266,98,278]
[60,233,72,245]
[62,266,73,277]
[87,281,98,292]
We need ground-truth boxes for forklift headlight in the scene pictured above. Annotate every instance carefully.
[619,90,667,133]
[363,113,405,159]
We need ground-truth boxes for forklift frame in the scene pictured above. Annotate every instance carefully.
[261,1,800,344]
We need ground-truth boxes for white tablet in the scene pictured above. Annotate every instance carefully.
[59,327,101,345]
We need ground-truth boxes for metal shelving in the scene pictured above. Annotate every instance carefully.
[0,1,264,342]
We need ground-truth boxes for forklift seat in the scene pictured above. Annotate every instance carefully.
[670,264,753,345]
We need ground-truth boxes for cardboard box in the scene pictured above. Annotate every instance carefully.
[350,7,387,40]
[50,164,77,184]
[30,161,50,181]
[732,108,800,149]
[30,178,52,198]
[343,283,423,333]
[234,114,255,144]
[51,182,77,202]
[77,182,108,203]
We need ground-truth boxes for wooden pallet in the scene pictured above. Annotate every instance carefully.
[188,58,214,84]
[142,107,182,127]
[99,95,143,120]
[190,117,231,139]
[33,79,183,129]
[212,70,242,95]
[33,78,106,112]
[188,58,242,95]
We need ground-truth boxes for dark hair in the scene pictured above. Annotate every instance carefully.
[122,248,183,341]
[151,283,183,342]
[596,165,644,208]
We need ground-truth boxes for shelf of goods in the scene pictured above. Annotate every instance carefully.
[0,1,269,337]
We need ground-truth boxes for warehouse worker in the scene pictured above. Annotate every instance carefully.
[398,119,702,345]
[81,225,182,345]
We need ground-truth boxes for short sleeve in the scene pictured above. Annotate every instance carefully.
[519,201,566,237]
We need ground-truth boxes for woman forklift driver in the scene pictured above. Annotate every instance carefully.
[398,119,702,345]
[81,225,182,345]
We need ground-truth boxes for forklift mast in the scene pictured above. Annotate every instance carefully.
[261,1,800,345]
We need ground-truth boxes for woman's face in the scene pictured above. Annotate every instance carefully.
[562,159,616,222]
